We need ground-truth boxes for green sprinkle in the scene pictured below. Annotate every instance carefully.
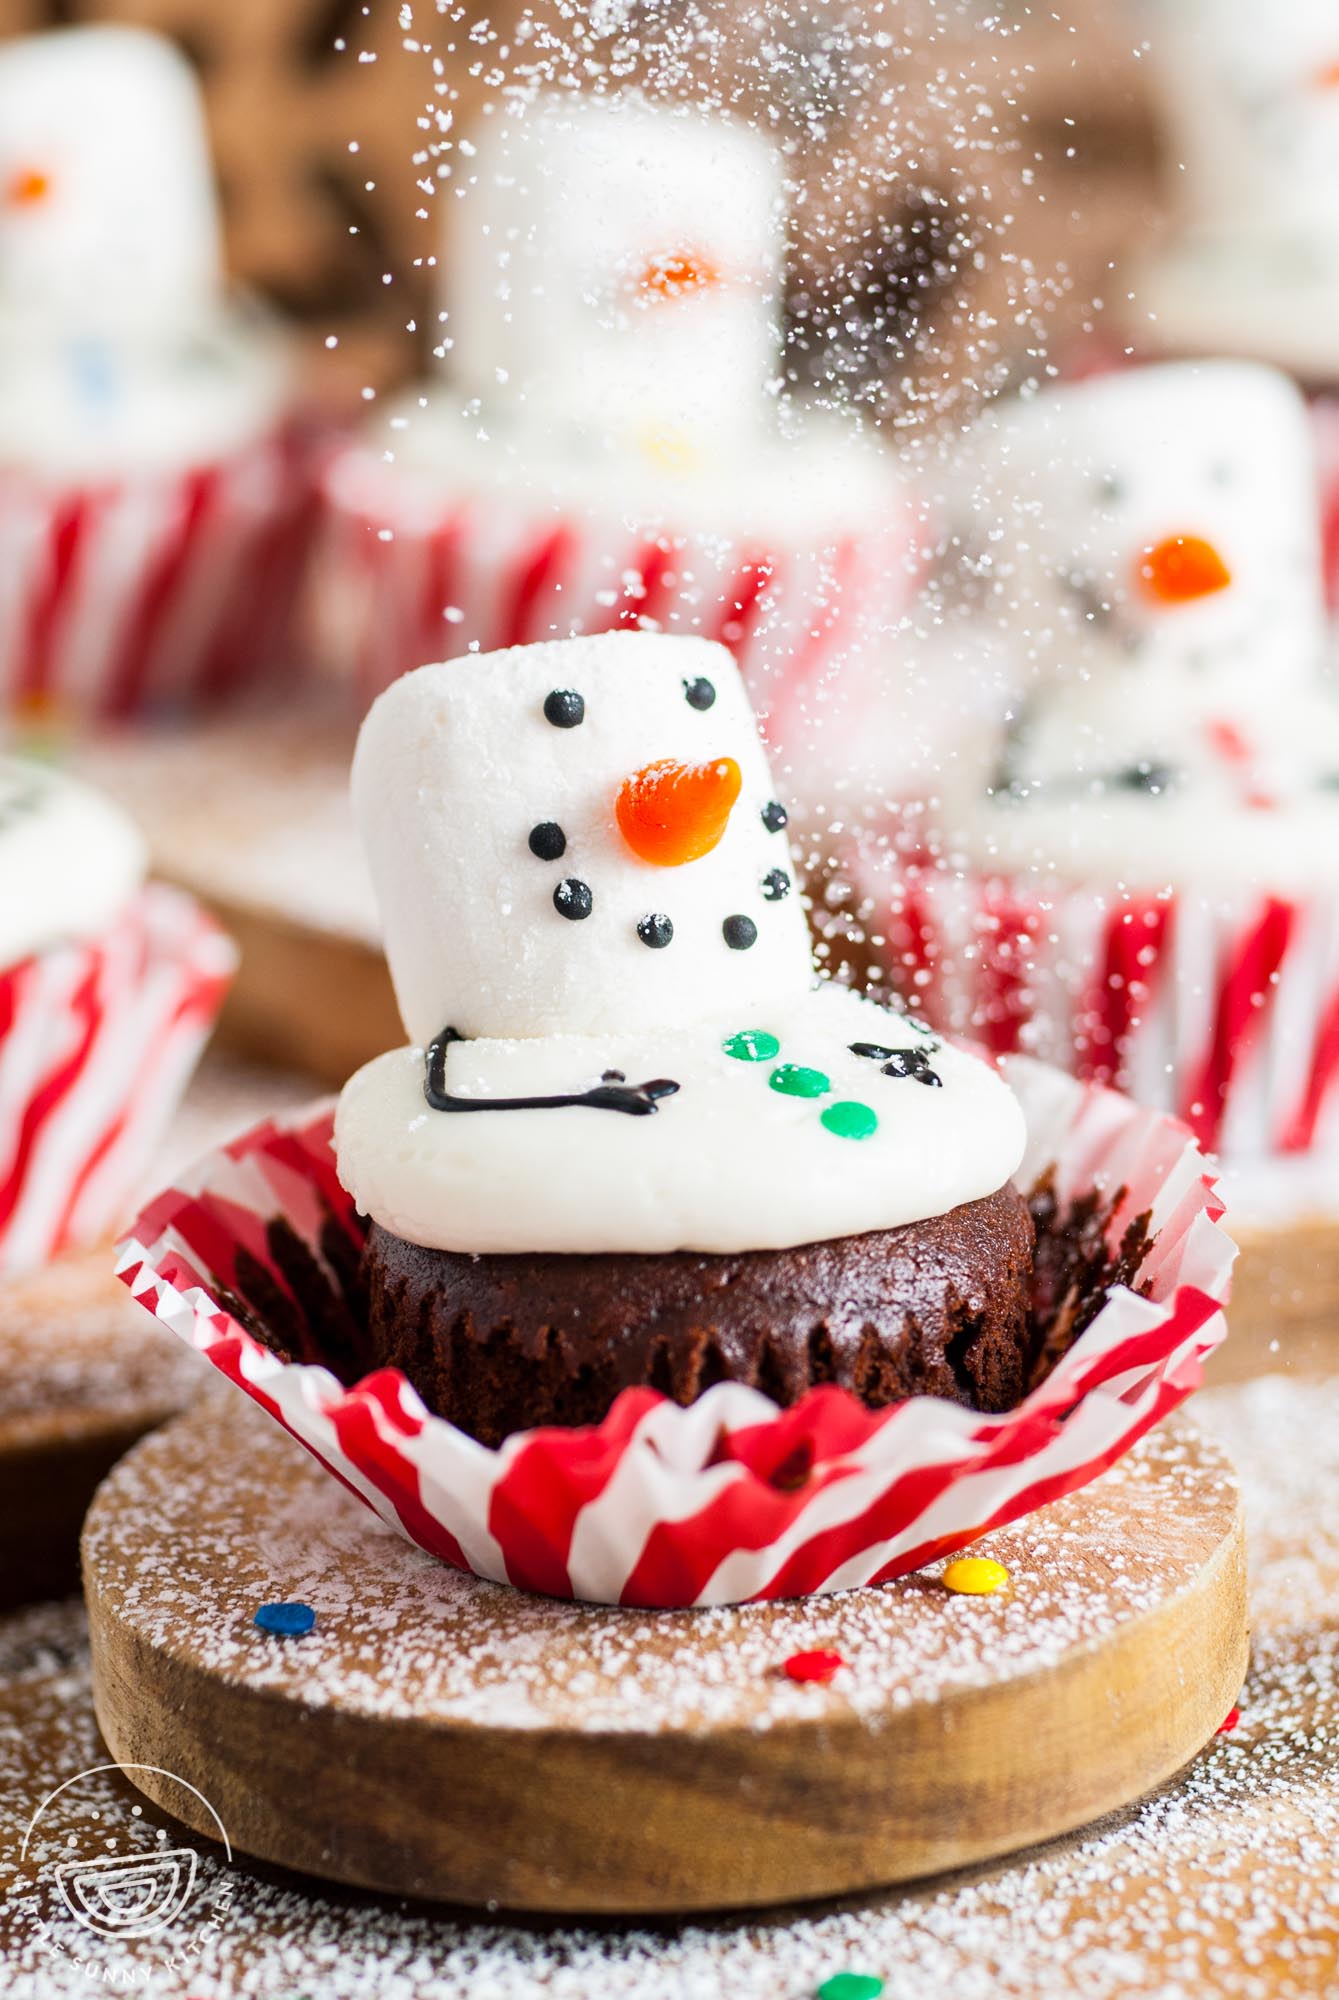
[821,1100,878,1141]
[769,1064,830,1099]
[817,1976,885,2000]
[722,1029,780,1063]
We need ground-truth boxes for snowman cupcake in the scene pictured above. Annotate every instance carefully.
[857,361,1339,1158]
[0,757,233,1275]
[0,26,309,721]
[1129,1,1339,384]
[334,632,1033,1445]
[316,92,920,789]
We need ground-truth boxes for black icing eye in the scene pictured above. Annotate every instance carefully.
[723,915,757,951]
[637,913,674,949]
[528,821,567,861]
[760,800,788,834]
[554,878,593,921]
[761,868,790,901]
[1095,473,1123,504]
[543,689,585,728]
[683,676,716,711]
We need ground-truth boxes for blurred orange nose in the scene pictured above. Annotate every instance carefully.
[6,167,51,208]
[638,250,721,302]
[1136,534,1232,606]
[617,757,742,866]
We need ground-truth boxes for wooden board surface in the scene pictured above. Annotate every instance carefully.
[83,1395,1246,1916]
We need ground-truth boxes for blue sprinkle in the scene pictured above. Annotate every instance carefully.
[254,1600,316,1637]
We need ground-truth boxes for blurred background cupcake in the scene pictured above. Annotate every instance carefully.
[0,24,310,724]
[313,87,923,799]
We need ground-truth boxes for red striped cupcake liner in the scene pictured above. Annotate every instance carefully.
[850,844,1339,1159]
[0,886,235,1279]
[0,425,318,722]
[116,1054,1233,1608]
[313,443,925,768]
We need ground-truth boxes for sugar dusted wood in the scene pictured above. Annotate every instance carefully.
[84,1396,1246,1914]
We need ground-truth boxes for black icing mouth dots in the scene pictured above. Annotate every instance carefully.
[851,1040,943,1088]
[637,913,674,949]
[683,676,716,711]
[722,1028,878,1141]
[529,821,567,861]
[761,869,790,902]
[722,915,758,951]
[425,1027,679,1119]
[554,878,593,921]
[761,800,788,834]
[543,688,585,729]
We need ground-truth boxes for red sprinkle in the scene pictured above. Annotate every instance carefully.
[783,1649,845,1685]
[1218,1705,1241,1734]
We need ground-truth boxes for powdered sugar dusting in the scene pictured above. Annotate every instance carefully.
[3,1378,1337,1994]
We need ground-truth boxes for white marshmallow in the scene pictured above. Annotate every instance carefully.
[951,361,1326,698]
[352,634,814,1046]
[0,757,146,969]
[1145,0,1339,258]
[443,95,784,454]
[0,27,223,337]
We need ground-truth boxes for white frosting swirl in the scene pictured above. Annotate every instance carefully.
[0,757,146,969]
[335,983,1026,1256]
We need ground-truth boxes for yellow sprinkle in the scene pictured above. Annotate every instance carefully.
[941,1556,1010,1597]
[637,424,699,473]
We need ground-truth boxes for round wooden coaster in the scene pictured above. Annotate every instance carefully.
[84,1396,1247,1916]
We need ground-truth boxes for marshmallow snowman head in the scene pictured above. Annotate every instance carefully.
[958,361,1326,698]
[0,27,222,337]
[443,95,784,458]
[1147,0,1339,247]
[353,635,815,1045]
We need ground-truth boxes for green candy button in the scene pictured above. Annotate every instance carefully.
[817,1976,885,2000]
[722,1029,780,1063]
[821,1100,878,1140]
[769,1063,830,1099]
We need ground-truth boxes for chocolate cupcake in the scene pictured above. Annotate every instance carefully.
[336,632,1032,1444]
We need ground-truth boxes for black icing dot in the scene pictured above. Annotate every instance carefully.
[554,878,593,921]
[528,821,567,861]
[761,868,790,902]
[723,915,758,951]
[761,800,788,834]
[683,676,716,711]
[543,688,585,728]
[637,912,674,949]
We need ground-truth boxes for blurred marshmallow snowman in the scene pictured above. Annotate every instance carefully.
[1130,2,1339,374]
[0,25,289,477]
[942,361,1339,879]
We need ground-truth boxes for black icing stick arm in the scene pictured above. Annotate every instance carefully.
[424,1027,680,1118]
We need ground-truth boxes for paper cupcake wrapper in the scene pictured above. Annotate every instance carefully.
[851,845,1339,1159]
[116,1054,1233,1608]
[0,425,317,721]
[313,443,924,770]
[0,885,235,1278]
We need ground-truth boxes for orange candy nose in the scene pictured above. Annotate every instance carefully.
[1136,534,1232,606]
[616,757,742,867]
[638,250,720,302]
[6,167,51,208]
